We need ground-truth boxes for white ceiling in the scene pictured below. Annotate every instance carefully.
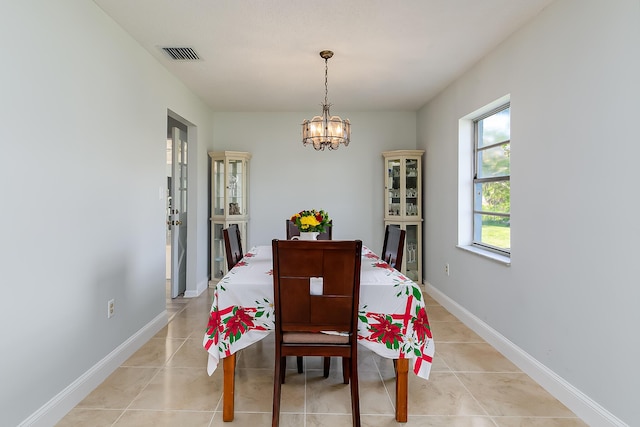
[93,0,554,112]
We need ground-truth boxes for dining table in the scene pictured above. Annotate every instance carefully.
[203,243,434,422]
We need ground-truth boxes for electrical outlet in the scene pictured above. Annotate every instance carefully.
[108,299,115,318]
[445,264,450,276]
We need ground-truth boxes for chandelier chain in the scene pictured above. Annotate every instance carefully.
[324,57,329,108]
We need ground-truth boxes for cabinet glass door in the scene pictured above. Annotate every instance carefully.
[212,222,225,281]
[227,159,245,216]
[404,223,420,282]
[405,158,419,217]
[387,158,401,217]
[213,159,225,216]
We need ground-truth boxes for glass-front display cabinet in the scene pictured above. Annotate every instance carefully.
[209,151,251,283]
[383,150,424,283]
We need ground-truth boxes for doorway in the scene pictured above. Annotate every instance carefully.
[166,116,188,299]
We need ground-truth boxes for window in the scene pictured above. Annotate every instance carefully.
[473,104,510,254]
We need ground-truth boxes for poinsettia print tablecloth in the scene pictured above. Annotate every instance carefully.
[203,245,434,380]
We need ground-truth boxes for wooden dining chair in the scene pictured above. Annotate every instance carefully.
[285,219,334,374]
[222,224,243,271]
[285,219,333,240]
[381,225,406,270]
[271,239,362,427]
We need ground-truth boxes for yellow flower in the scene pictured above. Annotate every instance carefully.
[299,215,320,230]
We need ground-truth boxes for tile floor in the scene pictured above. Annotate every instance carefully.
[56,287,588,427]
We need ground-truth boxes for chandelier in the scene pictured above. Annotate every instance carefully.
[302,50,351,151]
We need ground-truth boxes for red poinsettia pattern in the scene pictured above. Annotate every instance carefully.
[365,314,403,349]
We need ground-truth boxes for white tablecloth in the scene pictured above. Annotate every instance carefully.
[203,245,434,380]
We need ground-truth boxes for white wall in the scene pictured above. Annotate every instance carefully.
[418,0,640,425]
[211,112,417,251]
[0,1,213,425]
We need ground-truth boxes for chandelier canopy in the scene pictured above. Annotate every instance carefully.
[302,50,351,151]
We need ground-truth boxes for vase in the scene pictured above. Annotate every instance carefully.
[293,231,319,241]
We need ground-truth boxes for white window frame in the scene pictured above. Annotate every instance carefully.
[472,103,510,255]
[458,95,511,265]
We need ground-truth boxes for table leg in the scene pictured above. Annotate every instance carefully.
[222,354,236,422]
[395,358,408,422]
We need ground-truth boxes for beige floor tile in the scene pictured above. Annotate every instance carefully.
[76,367,159,409]
[210,411,305,427]
[235,337,279,370]
[399,371,487,416]
[423,293,441,307]
[123,337,185,367]
[358,347,387,372]
[436,343,521,372]
[423,351,450,373]
[430,320,484,343]
[426,305,460,322]
[128,367,222,411]
[372,354,397,376]
[55,408,123,426]
[303,356,330,371]
[360,415,498,427]
[306,413,356,426]
[494,417,589,426]
[307,414,498,426]
[153,315,202,339]
[358,369,395,415]
[166,337,210,368]
[113,409,214,426]
[233,367,306,413]
[305,368,357,415]
[457,373,576,417]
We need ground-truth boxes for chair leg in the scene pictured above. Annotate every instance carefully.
[349,355,361,427]
[280,357,287,384]
[297,356,303,374]
[341,357,350,384]
[273,357,282,427]
[323,357,331,378]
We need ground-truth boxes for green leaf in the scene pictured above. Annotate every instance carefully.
[412,286,422,300]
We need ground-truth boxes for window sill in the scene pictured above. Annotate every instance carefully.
[457,245,511,266]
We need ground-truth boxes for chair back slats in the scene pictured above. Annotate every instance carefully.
[222,224,243,271]
[273,240,361,334]
[285,219,299,240]
[381,225,406,270]
[309,295,352,328]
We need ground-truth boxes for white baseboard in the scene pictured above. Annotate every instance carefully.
[19,312,168,427]
[425,283,627,427]
[184,279,209,298]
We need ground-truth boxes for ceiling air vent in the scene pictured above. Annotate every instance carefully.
[161,47,201,61]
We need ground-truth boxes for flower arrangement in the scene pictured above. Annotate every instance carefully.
[290,209,330,233]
